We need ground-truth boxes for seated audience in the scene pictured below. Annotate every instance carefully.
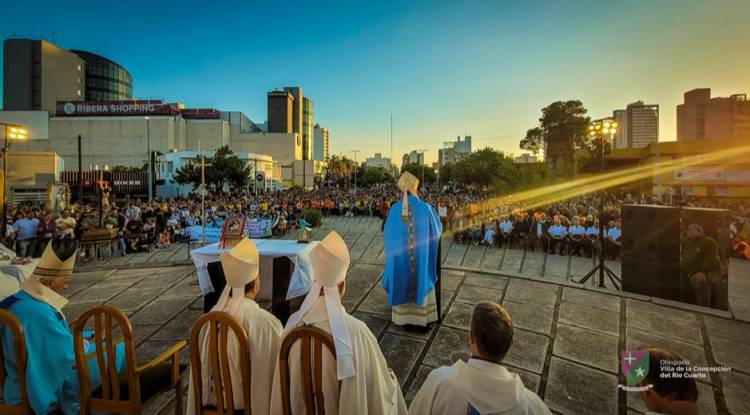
[270,231,406,414]
[409,301,551,414]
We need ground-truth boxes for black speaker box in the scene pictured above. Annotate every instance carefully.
[680,207,731,251]
[621,256,681,301]
[621,205,680,263]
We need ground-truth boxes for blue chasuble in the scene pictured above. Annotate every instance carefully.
[382,194,442,307]
[0,291,124,414]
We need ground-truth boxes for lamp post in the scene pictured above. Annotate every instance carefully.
[145,116,152,201]
[578,119,620,289]
[1,123,28,239]
[351,150,360,189]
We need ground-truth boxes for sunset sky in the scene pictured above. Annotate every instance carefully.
[2,0,749,164]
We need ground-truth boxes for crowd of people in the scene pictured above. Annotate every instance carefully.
[2,185,749,263]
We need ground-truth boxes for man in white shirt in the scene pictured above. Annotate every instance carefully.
[409,301,551,415]
[270,231,406,414]
[584,219,600,258]
[604,220,622,260]
[482,225,496,246]
[498,216,514,249]
[547,217,568,256]
[567,218,586,257]
[187,238,282,414]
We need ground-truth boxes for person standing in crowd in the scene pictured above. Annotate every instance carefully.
[34,212,56,258]
[547,216,568,255]
[526,214,549,253]
[681,223,727,307]
[498,215,514,249]
[409,301,551,414]
[604,220,622,259]
[12,210,39,258]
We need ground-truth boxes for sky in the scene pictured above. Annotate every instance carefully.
[2,0,749,165]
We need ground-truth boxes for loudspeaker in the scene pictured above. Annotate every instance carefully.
[621,256,681,301]
[621,205,680,263]
[680,207,731,251]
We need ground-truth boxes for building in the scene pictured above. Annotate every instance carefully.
[605,138,750,199]
[514,153,538,163]
[611,101,658,149]
[1,100,303,189]
[314,123,330,162]
[156,150,281,197]
[364,153,395,171]
[3,39,85,112]
[70,50,133,101]
[677,88,750,141]
[438,135,472,167]
[284,86,303,137]
[402,150,424,166]
[302,97,314,160]
[0,150,64,204]
[267,90,294,133]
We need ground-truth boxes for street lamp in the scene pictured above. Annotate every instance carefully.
[578,118,619,289]
[1,123,28,238]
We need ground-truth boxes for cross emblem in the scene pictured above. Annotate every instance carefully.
[624,352,636,365]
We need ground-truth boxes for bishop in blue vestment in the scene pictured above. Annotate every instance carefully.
[382,172,442,327]
[0,241,124,414]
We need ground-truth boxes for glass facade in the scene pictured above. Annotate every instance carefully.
[302,97,314,160]
[71,50,133,100]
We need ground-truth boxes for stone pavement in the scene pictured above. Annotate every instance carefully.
[68,216,750,414]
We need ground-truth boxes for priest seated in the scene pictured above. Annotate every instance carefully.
[409,301,551,415]
[270,231,407,414]
[187,238,282,415]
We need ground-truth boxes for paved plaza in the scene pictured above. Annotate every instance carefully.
[67,216,750,414]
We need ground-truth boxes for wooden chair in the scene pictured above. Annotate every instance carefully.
[72,305,186,414]
[278,326,341,415]
[188,311,252,415]
[0,310,29,414]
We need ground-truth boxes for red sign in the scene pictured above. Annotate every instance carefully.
[56,100,181,116]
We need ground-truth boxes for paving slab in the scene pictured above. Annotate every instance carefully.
[360,235,384,262]
[503,329,549,374]
[568,255,596,282]
[521,251,545,278]
[379,333,427,387]
[625,328,713,385]
[443,243,467,266]
[443,301,474,331]
[461,245,485,268]
[502,299,555,335]
[544,254,569,281]
[544,357,619,415]
[500,249,524,274]
[440,270,466,291]
[627,381,717,415]
[454,284,505,305]
[558,300,620,336]
[626,300,703,346]
[480,248,504,270]
[553,324,619,373]
[423,326,470,368]
[405,365,433,406]
[357,285,391,316]
[703,315,750,345]
[462,272,507,291]
[721,371,750,415]
[504,279,558,308]
[561,287,621,313]
[709,334,750,374]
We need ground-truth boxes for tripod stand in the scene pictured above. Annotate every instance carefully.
[577,195,621,289]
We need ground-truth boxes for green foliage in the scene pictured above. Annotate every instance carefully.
[301,208,323,228]
[173,146,251,192]
[440,147,541,194]
[400,163,436,184]
[358,166,394,186]
[520,100,591,175]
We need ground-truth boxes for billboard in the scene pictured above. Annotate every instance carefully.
[56,100,180,117]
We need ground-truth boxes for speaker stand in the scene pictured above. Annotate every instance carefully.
[577,193,622,290]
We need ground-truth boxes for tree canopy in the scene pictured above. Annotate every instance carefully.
[401,163,437,185]
[358,165,395,187]
[439,147,529,192]
[173,145,251,192]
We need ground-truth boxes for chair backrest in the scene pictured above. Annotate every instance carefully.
[72,305,139,412]
[188,311,252,415]
[0,309,29,414]
[278,326,341,415]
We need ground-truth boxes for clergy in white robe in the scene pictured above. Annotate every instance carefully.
[270,231,407,415]
[187,238,282,415]
[409,301,551,415]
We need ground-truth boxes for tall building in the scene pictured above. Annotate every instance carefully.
[267,90,294,133]
[438,135,472,167]
[3,39,85,112]
[402,150,424,166]
[283,86,303,136]
[314,123,329,162]
[364,153,396,174]
[611,101,659,149]
[302,97,314,160]
[677,88,750,141]
[70,50,132,100]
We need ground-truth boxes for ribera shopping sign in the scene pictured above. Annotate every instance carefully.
[56,100,179,116]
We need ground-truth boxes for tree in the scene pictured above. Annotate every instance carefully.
[401,163,436,185]
[325,155,357,185]
[449,148,524,191]
[520,100,591,176]
[358,166,394,187]
[173,146,251,192]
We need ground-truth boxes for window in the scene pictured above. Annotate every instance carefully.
[77,90,81,96]
[77,64,81,71]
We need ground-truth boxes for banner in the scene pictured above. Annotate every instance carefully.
[673,168,724,181]
[246,219,272,238]
[56,100,180,116]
